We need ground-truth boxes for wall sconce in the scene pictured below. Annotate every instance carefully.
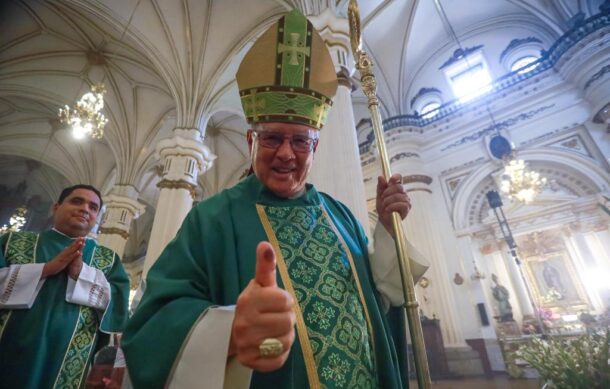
[453,273,464,285]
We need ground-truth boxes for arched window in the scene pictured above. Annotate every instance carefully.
[420,102,441,119]
[511,56,539,74]
[500,37,545,74]
[410,87,443,120]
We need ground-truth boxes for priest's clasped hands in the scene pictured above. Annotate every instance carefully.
[230,241,296,372]
[41,237,85,280]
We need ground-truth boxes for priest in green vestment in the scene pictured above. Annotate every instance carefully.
[122,9,428,389]
[0,185,130,389]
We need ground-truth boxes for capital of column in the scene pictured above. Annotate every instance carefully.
[98,185,146,239]
[401,174,433,194]
[309,8,354,75]
[155,128,217,186]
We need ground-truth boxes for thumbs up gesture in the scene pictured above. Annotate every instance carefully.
[229,242,296,371]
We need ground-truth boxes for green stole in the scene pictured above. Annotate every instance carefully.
[0,231,116,389]
[257,202,377,388]
[122,175,404,389]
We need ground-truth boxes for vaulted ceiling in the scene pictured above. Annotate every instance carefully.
[1,0,606,252]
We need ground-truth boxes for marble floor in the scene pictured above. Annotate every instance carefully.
[409,377,541,388]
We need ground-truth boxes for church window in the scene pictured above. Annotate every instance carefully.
[500,37,544,74]
[420,102,441,119]
[410,87,443,119]
[443,50,493,103]
[511,56,539,74]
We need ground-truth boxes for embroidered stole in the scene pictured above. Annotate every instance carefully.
[0,231,39,339]
[257,204,377,389]
[0,232,115,388]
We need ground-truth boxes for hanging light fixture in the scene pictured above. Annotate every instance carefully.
[55,0,144,141]
[0,206,28,234]
[58,83,108,140]
[500,158,547,203]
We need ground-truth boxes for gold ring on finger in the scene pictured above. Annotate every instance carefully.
[259,338,283,358]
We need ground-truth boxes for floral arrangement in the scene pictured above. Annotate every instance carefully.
[521,308,560,334]
[519,329,610,389]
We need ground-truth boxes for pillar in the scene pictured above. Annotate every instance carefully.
[400,171,467,347]
[97,184,145,257]
[308,8,370,235]
[142,128,216,277]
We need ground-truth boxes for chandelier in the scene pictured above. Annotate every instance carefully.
[0,206,28,234]
[58,83,108,140]
[500,158,546,203]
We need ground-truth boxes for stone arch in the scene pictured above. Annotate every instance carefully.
[452,147,610,230]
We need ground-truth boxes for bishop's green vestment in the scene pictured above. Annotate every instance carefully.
[0,230,130,389]
[123,175,407,388]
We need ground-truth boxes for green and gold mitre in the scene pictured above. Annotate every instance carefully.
[236,9,338,130]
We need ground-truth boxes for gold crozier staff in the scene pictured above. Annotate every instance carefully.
[348,1,432,388]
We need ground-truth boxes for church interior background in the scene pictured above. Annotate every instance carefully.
[1,0,609,387]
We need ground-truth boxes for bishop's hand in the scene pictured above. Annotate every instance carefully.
[376,174,411,238]
[229,241,296,371]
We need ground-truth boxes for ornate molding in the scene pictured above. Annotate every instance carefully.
[439,45,484,70]
[441,104,554,151]
[410,87,442,108]
[584,63,610,90]
[336,68,353,89]
[402,174,433,185]
[157,179,197,199]
[406,188,432,194]
[390,151,420,163]
[156,130,217,176]
[98,227,129,240]
[499,37,543,63]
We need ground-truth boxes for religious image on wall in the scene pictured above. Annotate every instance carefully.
[518,230,590,310]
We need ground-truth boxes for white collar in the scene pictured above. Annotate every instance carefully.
[51,227,90,240]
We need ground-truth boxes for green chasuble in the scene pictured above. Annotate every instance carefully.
[0,230,130,389]
[123,175,405,389]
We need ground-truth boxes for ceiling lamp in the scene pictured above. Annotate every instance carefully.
[500,158,546,203]
[0,206,28,234]
[58,83,108,140]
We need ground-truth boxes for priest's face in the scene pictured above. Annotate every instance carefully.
[52,188,101,237]
[247,122,319,198]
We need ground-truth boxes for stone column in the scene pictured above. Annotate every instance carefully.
[308,9,370,235]
[564,224,606,312]
[97,185,145,257]
[400,173,467,348]
[142,128,216,277]
[457,236,498,339]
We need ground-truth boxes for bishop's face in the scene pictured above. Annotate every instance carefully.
[247,122,319,198]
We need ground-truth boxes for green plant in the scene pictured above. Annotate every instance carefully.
[519,330,610,389]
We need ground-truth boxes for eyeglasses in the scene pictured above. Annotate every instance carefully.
[253,131,318,153]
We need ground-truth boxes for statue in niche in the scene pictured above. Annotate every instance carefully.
[491,274,514,322]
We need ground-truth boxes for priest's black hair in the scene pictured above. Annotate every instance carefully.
[58,184,103,209]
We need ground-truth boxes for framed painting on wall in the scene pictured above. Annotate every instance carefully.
[524,252,590,308]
